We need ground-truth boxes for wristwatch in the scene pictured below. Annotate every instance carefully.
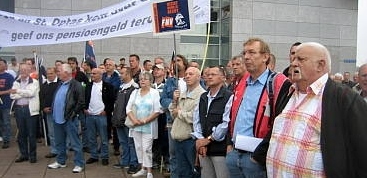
[207,135,214,142]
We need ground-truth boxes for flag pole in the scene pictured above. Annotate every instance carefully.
[173,33,178,87]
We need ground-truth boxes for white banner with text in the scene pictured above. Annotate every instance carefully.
[0,0,209,47]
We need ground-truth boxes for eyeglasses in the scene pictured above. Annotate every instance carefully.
[241,50,264,56]
[206,73,223,77]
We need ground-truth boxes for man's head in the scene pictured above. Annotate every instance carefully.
[353,71,359,83]
[104,58,116,73]
[98,64,106,72]
[291,42,331,87]
[343,72,351,82]
[25,58,36,71]
[268,54,276,71]
[58,64,73,82]
[231,55,246,78]
[91,68,103,83]
[184,67,201,88]
[82,60,93,73]
[46,67,57,81]
[67,57,78,72]
[153,64,165,79]
[129,54,140,70]
[334,73,343,83]
[242,38,270,78]
[173,54,189,74]
[205,66,226,88]
[119,67,133,83]
[55,60,64,68]
[289,42,302,63]
[0,58,7,73]
[143,60,153,72]
[189,61,200,69]
[19,63,31,80]
[358,64,367,93]
[154,57,164,65]
[11,57,17,65]
[119,58,125,65]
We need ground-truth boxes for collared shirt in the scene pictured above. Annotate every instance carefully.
[266,73,328,178]
[233,69,270,141]
[46,77,58,84]
[53,81,70,124]
[16,77,30,105]
[121,79,139,90]
[87,81,105,115]
[192,90,234,141]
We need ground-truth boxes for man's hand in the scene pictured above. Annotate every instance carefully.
[173,90,180,103]
[43,107,52,113]
[198,146,207,157]
[171,107,180,118]
[226,145,233,153]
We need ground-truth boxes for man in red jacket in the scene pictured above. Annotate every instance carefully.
[226,38,289,178]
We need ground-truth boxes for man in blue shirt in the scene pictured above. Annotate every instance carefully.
[48,64,85,173]
[0,58,15,149]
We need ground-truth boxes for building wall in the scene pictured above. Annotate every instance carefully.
[231,0,358,74]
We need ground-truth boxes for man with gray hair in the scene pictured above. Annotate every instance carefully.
[356,63,367,102]
[48,64,85,173]
[267,42,367,177]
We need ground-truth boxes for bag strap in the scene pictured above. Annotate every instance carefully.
[267,72,277,122]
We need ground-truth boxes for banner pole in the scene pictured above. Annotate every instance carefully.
[173,33,178,88]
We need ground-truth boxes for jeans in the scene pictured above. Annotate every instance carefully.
[46,113,57,154]
[167,126,178,178]
[225,150,266,178]
[116,126,138,166]
[175,138,196,178]
[0,108,11,142]
[54,118,84,167]
[86,115,109,159]
[78,112,88,148]
[14,107,37,160]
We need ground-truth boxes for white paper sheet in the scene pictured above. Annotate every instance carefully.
[235,134,263,152]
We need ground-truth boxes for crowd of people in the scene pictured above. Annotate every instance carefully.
[0,37,367,178]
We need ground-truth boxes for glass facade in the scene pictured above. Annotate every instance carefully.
[180,0,230,68]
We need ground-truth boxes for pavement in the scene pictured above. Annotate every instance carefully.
[0,118,168,178]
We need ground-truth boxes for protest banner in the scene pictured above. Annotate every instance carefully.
[0,0,210,47]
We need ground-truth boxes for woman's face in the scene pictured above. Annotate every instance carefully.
[139,76,151,88]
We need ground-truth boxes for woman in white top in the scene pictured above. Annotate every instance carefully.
[126,72,161,178]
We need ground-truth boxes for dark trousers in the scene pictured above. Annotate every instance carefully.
[14,106,37,160]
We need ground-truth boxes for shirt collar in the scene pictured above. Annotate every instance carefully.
[292,73,329,95]
[47,77,58,84]
[247,69,270,85]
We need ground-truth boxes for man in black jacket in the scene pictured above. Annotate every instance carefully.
[40,67,60,158]
[67,57,89,151]
[111,67,140,174]
[267,42,367,177]
[48,64,85,173]
[84,68,115,166]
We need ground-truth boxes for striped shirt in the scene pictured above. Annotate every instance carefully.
[266,74,329,178]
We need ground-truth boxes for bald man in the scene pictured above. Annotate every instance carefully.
[84,68,116,166]
[169,67,206,177]
[267,42,367,177]
[357,64,367,102]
